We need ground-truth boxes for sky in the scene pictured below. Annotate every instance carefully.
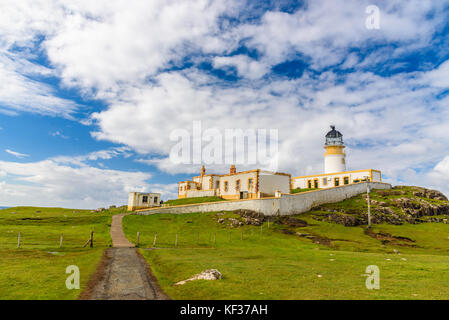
[0,0,449,209]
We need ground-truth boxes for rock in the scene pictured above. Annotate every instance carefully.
[217,218,224,224]
[95,208,105,212]
[233,209,265,226]
[412,187,448,201]
[325,213,362,226]
[174,269,222,286]
[228,218,243,227]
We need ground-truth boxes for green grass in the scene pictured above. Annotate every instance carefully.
[0,206,118,300]
[164,196,226,206]
[291,188,316,194]
[123,211,449,299]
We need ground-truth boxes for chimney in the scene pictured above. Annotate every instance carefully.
[230,165,236,175]
[201,165,205,176]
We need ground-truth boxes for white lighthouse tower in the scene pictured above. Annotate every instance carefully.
[324,125,346,174]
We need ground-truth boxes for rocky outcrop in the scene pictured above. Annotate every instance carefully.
[174,269,222,286]
[392,197,449,217]
[233,209,265,226]
[311,186,449,227]
[411,187,448,201]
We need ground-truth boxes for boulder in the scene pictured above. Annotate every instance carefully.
[174,269,222,286]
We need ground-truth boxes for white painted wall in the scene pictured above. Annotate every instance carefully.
[128,192,161,210]
[324,153,346,174]
[136,182,391,216]
[219,171,257,197]
[186,189,216,198]
[258,172,290,194]
[293,170,381,189]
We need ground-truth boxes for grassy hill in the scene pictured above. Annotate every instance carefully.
[123,186,449,299]
[0,206,125,299]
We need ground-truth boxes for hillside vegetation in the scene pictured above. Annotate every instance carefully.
[0,206,123,299]
[163,196,226,206]
[123,186,449,299]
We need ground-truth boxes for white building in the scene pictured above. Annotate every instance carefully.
[178,165,291,200]
[128,192,161,211]
[292,126,382,189]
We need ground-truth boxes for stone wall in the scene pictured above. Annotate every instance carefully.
[136,182,391,216]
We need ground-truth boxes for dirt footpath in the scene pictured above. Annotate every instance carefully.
[80,214,168,300]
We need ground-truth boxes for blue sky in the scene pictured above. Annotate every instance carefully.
[1,0,449,208]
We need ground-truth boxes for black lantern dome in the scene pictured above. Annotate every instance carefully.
[325,125,344,146]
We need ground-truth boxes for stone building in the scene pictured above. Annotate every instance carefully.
[128,192,161,211]
[178,165,291,200]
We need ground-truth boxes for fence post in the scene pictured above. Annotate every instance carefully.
[153,232,158,247]
[17,232,21,248]
[175,234,178,247]
[136,232,140,248]
[90,231,94,248]
[59,234,63,248]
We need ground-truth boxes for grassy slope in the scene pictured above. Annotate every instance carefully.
[291,188,316,194]
[123,189,449,299]
[164,196,226,206]
[0,206,122,300]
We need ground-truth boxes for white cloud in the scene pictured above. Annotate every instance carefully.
[0,54,79,117]
[425,60,449,88]
[0,0,449,202]
[0,156,177,208]
[5,149,29,158]
[213,55,269,79]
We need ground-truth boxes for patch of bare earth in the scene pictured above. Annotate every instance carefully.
[364,228,417,247]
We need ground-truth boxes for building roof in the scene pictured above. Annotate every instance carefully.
[325,125,343,138]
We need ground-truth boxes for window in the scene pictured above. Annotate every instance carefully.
[334,177,340,186]
[236,179,240,191]
[307,180,312,188]
[343,177,349,185]
[154,197,158,203]
[322,178,328,186]
[142,196,148,203]
[224,181,228,192]
[215,181,220,189]
[248,178,253,190]
[313,179,319,188]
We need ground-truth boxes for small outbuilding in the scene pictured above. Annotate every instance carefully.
[128,192,161,211]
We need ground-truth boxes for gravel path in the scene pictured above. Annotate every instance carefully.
[80,214,168,300]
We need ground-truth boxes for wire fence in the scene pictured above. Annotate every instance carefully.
[133,225,270,249]
[0,230,109,249]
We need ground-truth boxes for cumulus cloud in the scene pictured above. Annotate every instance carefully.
[1,0,449,204]
[0,154,178,208]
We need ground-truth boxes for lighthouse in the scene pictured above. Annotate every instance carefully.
[324,125,346,174]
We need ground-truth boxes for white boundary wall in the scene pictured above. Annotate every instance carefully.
[137,182,391,216]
